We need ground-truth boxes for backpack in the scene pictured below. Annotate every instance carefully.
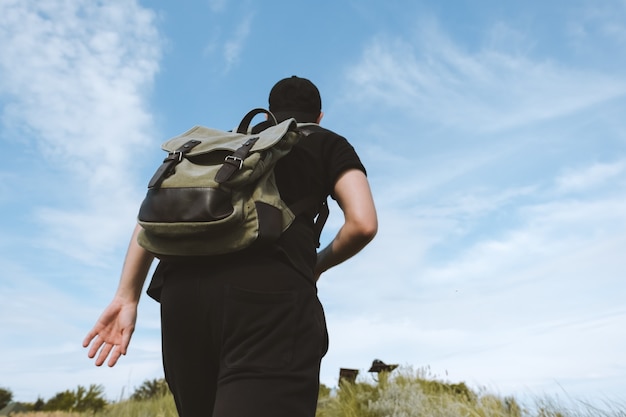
[136,108,328,257]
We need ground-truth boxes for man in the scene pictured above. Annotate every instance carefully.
[83,76,377,417]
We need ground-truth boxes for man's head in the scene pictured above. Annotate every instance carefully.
[269,76,322,123]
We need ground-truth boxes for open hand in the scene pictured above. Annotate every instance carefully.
[82,298,138,367]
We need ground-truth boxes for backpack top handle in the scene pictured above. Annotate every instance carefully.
[236,108,277,134]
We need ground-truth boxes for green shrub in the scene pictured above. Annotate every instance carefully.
[0,386,13,409]
[4,366,625,417]
[43,384,107,413]
[130,378,169,401]
[316,367,556,417]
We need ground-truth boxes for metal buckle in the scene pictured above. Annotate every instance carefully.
[224,155,244,169]
[167,151,184,162]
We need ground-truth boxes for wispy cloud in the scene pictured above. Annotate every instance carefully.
[320,182,626,394]
[567,2,626,50]
[0,0,162,264]
[0,252,163,400]
[2,0,626,404]
[555,160,626,193]
[223,12,254,71]
[321,8,626,399]
[202,10,254,73]
[344,20,626,134]
[207,0,228,13]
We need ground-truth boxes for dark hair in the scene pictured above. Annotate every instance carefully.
[269,75,322,122]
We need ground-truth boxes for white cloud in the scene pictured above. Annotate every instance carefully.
[2,0,626,404]
[321,9,626,403]
[207,0,228,13]
[568,2,626,50]
[202,8,254,73]
[0,255,162,401]
[555,160,626,193]
[344,21,626,134]
[223,12,254,71]
[319,305,626,400]
[0,0,162,263]
[318,195,626,399]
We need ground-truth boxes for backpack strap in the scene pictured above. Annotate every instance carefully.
[289,197,329,248]
[291,124,330,247]
[214,108,277,183]
[313,200,329,248]
[214,136,260,184]
[236,108,277,134]
[148,139,201,189]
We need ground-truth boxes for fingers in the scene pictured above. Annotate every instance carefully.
[82,334,92,349]
[119,326,134,356]
[82,305,135,367]
[86,334,106,359]
[84,334,129,367]
[84,334,123,367]
[95,342,113,367]
[82,328,99,348]
[107,346,124,367]
[106,328,134,366]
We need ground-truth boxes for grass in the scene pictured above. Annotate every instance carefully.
[12,414,84,417]
[98,395,177,417]
[11,367,625,417]
[316,367,625,417]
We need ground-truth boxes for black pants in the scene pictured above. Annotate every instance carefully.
[159,258,329,417]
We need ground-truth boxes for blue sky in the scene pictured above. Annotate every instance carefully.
[1,0,625,408]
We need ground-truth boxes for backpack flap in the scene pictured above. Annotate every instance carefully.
[161,118,297,157]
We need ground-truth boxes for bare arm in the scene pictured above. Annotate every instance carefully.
[82,224,154,367]
[111,224,154,303]
[314,169,377,280]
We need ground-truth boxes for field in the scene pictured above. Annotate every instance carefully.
[5,368,625,417]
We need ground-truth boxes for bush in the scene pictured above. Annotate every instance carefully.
[130,378,169,401]
[316,367,527,417]
[43,384,107,413]
[0,386,13,409]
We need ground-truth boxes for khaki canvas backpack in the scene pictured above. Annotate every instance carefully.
[136,108,327,257]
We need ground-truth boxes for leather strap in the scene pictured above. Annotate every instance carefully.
[289,196,329,248]
[236,108,277,134]
[148,140,201,189]
[214,136,260,184]
[292,124,328,247]
[215,108,276,183]
[313,199,329,248]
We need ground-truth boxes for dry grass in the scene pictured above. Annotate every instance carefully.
[10,413,83,417]
[316,367,625,417]
[9,368,625,417]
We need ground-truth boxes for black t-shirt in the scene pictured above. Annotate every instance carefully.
[272,125,366,280]
[147,124,365,300]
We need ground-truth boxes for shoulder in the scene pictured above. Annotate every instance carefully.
[298,124,353,150]
[300,125,367,180]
